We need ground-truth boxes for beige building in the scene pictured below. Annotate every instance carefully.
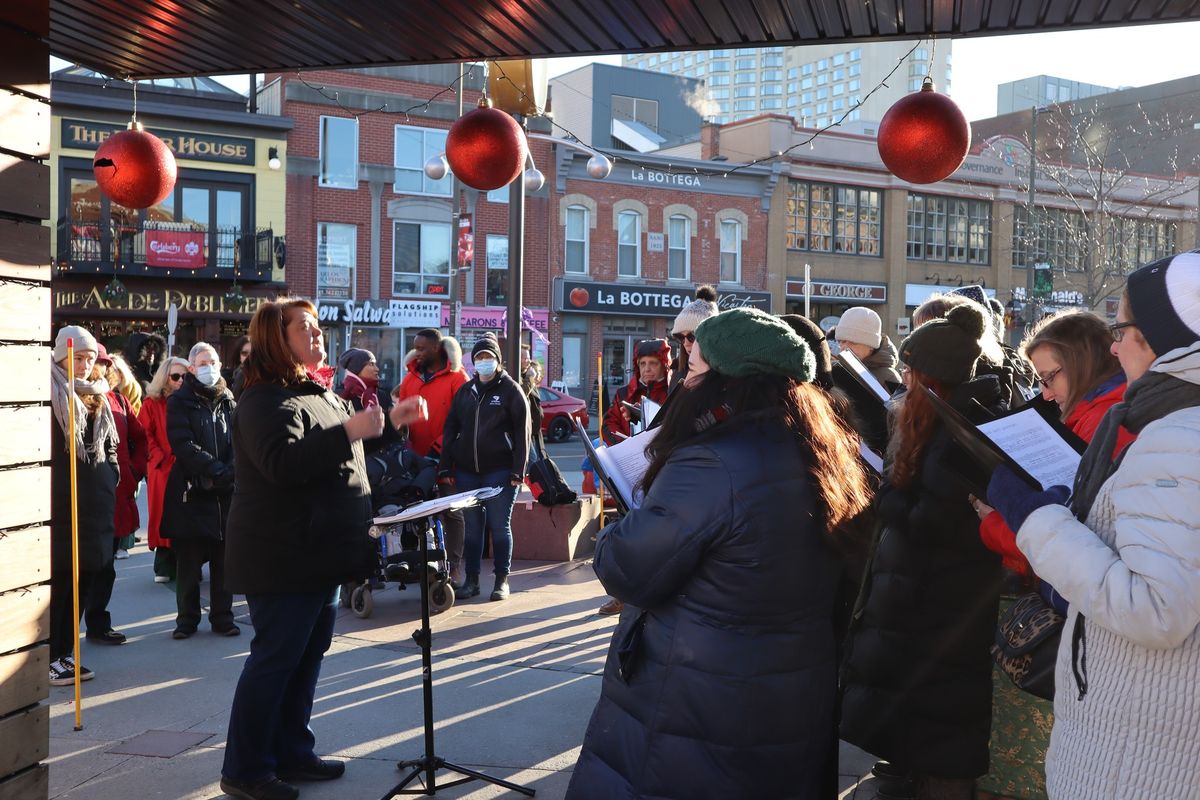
[708,115,1198,343]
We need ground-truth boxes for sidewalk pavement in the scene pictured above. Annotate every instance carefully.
[46,542,883,799]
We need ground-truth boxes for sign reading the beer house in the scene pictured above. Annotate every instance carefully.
[62,119,256,166]
[557,279,771,317]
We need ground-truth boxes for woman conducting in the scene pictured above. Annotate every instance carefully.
[567,308,872,798]
[219,298,422,800]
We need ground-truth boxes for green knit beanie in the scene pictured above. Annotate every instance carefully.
[898,302,986,385]
[694,307,815,383]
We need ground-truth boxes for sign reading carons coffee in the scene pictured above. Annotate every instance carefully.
[556,279,771,317]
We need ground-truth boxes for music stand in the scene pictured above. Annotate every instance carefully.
[374,489,535,798]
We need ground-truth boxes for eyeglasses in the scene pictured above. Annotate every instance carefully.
[168,373,185,382]
[673,332,695,344]
[1109,321,1138,342]
[240,349,251,358]
[1037,366,1063,388]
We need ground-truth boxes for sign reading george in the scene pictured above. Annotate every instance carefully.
[62,119,256,165]
[785,279,887,304]
[558,279,771,317]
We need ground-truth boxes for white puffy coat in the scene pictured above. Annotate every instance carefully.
[1017,342,1200,800]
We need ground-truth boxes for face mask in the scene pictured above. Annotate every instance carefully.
[196,364,221,386]
[475,359,497,378]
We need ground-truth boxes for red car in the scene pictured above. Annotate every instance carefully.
[538,386,589,442]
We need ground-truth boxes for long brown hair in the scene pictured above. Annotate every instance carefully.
[888,369,947,489]
[58,359,108,415]
[641,371,872,543]
[1021,310,1121,420]
[242,297,318,389]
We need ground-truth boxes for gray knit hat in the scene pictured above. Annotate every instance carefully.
[672,285,719,335]
[53,325,99,362]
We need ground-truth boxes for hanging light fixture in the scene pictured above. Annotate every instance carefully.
[877,77,970,185]
[93,80,177,208]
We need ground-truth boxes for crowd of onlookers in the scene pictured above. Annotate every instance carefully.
[46,251,1200,800]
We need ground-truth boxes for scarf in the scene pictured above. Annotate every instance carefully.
[50,362,119,462]
[341,371,379,410]
[1067,364,1200,699]
[305,365,335,390]
[191,375,230,406]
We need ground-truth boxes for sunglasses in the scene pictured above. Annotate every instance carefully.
[673,332,695,344]
[168,373,185,382]
[1109,320,1137,342]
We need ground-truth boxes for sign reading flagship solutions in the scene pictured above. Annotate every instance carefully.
[62,119,256,165]
[557,279,771,317]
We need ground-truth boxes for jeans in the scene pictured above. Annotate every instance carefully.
[455,469,517,578]
[222,588,338,782]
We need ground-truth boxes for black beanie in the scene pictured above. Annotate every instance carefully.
[472,333,502,362]
[779,314,833,387]
[1126,252,1200,357]
[337,347,374,375]
[899,303,986,385]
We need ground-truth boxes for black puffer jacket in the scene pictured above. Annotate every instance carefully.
[439,369,530,481]
[224,379,374,594]
[840,375,1006,779]
[50,417,118,573]
[162,375,235,541]
[566,414,843,799]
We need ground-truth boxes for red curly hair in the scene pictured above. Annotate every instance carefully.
[888,369,947,490]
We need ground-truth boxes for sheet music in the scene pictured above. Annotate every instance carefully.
[372,487,503,524]
[594,427,660,510]
[977,408,1081,492]
[641,397,662,428]
[838,350,891,403]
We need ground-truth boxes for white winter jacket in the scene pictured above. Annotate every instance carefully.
[1017,341,1200,800]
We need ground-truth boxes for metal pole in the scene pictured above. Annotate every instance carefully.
[447,62,464,337]
[505,114,526,372]
[1025,106,1039,327]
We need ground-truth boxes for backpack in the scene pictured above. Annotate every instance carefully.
[366,441,438,509]
[526,446,577,506]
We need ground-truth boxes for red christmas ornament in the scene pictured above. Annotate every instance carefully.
[445,98,527,191]
[877,79,970,185]
[93,122,177,209]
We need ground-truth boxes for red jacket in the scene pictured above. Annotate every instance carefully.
[397,338,467,458]
[138,396,174,549]
[601,378,669,446]
[980,377,1135,575]
[109,392,148,538]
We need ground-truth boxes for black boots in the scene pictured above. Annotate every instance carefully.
[490,575,510,601]
[459,574,480,599]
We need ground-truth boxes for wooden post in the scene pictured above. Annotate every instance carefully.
[595,351,604,528]
[0,2,53,797]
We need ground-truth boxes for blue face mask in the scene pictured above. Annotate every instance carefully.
[475,359,497,377]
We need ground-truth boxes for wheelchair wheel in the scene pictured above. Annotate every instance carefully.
[351,584,374,618]
[429,579,455,615]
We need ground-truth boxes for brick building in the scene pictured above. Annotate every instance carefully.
[266,64,556,393]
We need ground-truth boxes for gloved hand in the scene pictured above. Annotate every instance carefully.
[987,465,1070,533]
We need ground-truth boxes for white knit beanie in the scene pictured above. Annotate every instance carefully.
[672,286,720,335]
[835,307,883,350]
[53,325,99,363]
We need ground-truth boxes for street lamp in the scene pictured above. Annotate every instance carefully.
[424,132,612,369]
[1025,105,1040,328]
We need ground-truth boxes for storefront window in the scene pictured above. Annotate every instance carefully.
[317,222,356,300]
[319,116,358,189]
[393,220,450,296]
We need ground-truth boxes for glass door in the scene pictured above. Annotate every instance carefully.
[602,336,632,408]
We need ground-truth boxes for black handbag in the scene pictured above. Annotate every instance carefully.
[990,592,1064,701]
[527,446,577,506]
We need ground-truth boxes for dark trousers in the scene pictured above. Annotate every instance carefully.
[84,538,120,634]
[153,546,176,580]
[174,538,233,632]
[50,568,96,661]
[222,588,339,782]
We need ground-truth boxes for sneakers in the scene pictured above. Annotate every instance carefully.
[154,575,171,584]
[218,776,299,800]
[490,576,510,601]
[597,597,624,616]
[115,548,130,560]
[458,575,481,599]
[49,656,95,686]
[85,628,127,645]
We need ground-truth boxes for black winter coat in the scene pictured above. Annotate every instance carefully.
[567,415,842,800]
[440,370,530,481]
[839,376,1006,779]
[224,379,374,594]
[161,376,235,541]
[50,417,118,574]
